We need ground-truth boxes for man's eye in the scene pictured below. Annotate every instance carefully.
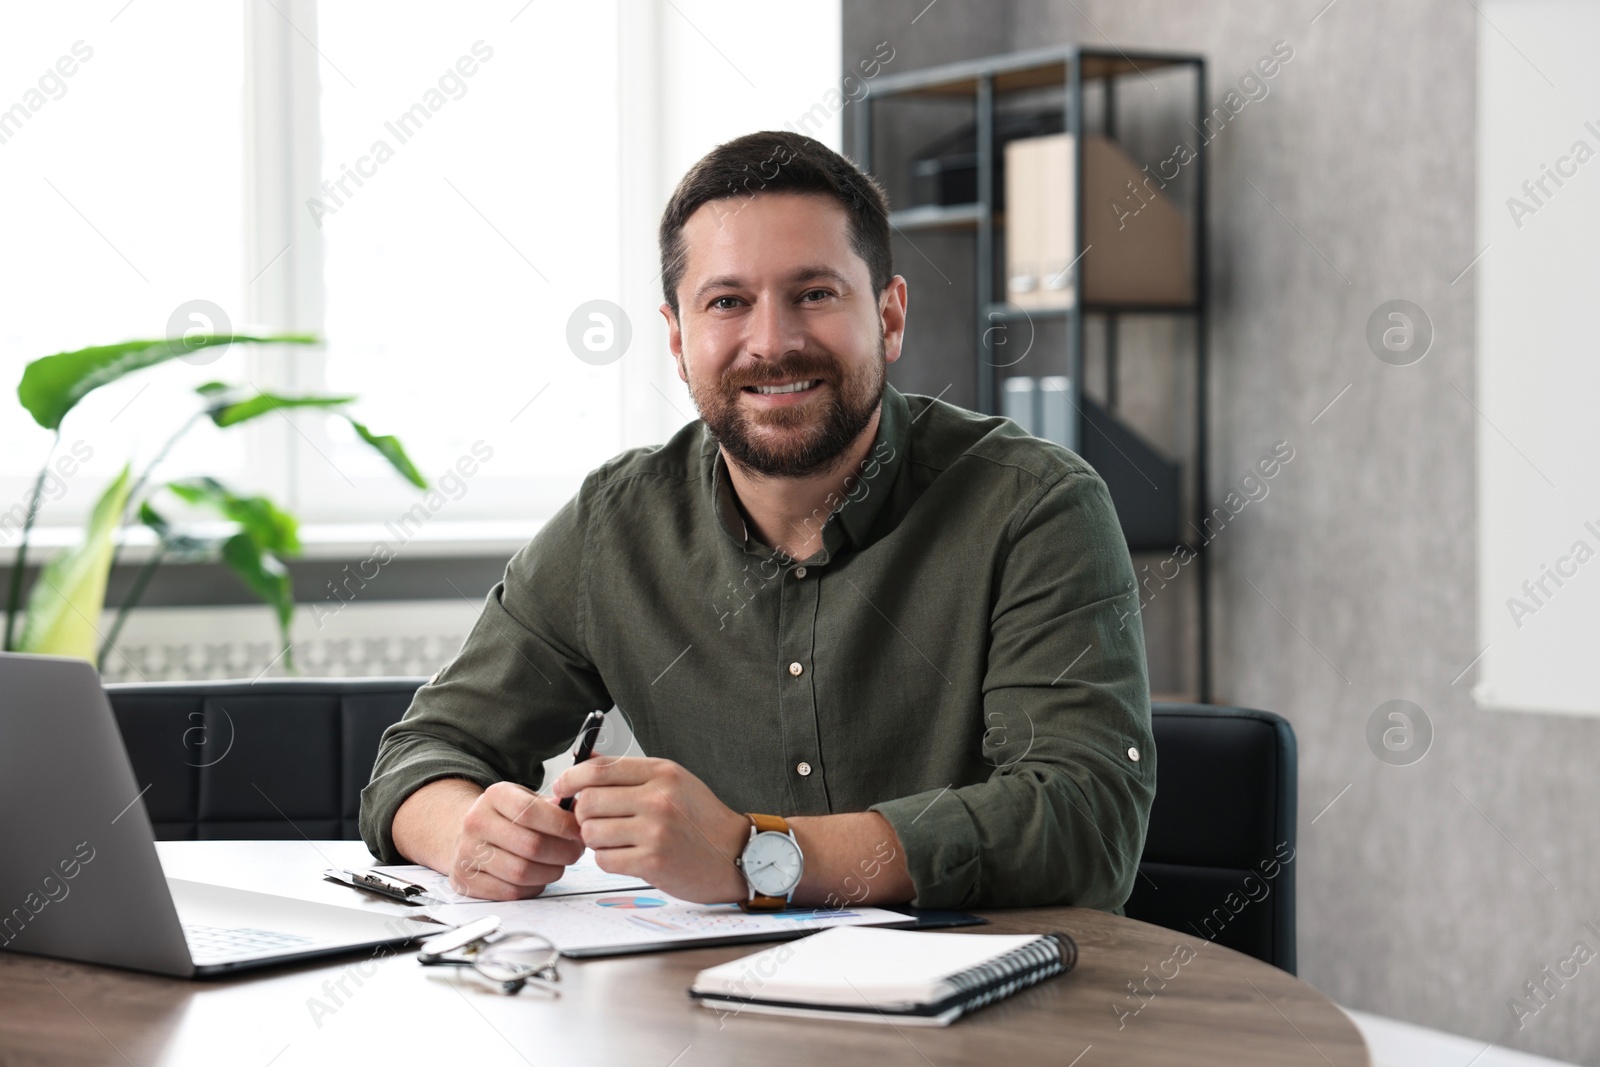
[800,289,832,303]
[711,296,742,310]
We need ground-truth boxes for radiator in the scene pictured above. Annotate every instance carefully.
[98,599,483,684]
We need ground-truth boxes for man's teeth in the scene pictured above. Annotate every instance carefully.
[751,380,819,395]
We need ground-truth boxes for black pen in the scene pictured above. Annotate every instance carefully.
[559,709,607,811]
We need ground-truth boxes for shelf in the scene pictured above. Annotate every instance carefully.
[867,45,1202,100]
[887,203,986,231]
[1084,302,1202,315]
[985,302,1201,319]
[987,302,1074,318]
[859,41,1210,698]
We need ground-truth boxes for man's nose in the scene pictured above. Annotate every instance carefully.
[746,295,806,362]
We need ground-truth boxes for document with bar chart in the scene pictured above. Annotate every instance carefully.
[422,890,912,957]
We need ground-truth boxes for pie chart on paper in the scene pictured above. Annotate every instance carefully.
[595,895,667,909]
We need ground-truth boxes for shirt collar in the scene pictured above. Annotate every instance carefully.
[704,383,910,559]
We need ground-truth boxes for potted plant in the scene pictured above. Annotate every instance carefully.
[4,333,426,672]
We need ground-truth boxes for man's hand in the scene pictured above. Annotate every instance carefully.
[552,756,748,903]
[393,778,584,901]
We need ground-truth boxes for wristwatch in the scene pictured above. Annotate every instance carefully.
[736,813,804,912]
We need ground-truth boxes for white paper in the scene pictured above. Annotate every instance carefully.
[371,848,650,903]
[421,889,909,955]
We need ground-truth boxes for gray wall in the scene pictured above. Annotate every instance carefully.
[844,2,1600,1063]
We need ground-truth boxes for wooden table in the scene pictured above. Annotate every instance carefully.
[0,841,1368,1067]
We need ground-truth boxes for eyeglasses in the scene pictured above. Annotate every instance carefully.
[417,918,561,995]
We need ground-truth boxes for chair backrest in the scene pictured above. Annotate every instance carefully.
[105,681,1296,971]
[105,677,424,841]
[1126,703,1298,974]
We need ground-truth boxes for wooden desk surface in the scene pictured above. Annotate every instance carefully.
[0,841,1368,1067]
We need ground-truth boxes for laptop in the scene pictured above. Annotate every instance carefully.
[0,652,434,977]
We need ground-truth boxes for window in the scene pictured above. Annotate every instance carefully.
[300,2,627,522]
[4,1,843,541]
[0,2,248,530]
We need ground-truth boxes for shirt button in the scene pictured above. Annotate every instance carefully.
[794,566,807,579]
[788,662,804,677]
[797,762,812,776]
[1127,746,1141,762]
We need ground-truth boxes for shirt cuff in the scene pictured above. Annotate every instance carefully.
[870,787,983,909]
[358,755,501,864]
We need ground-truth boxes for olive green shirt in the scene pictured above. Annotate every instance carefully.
[360,384,1155,910]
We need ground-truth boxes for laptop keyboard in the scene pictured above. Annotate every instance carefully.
[184,923,315,962]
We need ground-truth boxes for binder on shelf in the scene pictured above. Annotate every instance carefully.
[1002,375,1038,436]
[689,926,1078,1027]
[1002,376,1182,550]
[1001,375,1076,452]
[1038,375,1074,449]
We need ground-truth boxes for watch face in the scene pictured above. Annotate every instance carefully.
[743,831,802,897]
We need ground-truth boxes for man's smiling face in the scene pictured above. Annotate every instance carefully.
[665,191,902,479]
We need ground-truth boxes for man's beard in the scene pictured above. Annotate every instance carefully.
[689,340,886,479]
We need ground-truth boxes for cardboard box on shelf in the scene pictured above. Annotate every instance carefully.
[1004,133,1193,309]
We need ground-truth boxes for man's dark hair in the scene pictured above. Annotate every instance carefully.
[658,130,893,314]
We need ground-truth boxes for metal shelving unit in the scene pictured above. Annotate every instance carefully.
[856,45,1212,701]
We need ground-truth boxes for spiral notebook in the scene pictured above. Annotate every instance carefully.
[689,926,1077,1026]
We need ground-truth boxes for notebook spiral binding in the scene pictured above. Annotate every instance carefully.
[940,931,1079,1016]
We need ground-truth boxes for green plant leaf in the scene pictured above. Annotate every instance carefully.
[16,465,132,662]
[194,381,231,396]
[206,390,357,428]
[348,419,429,488]
[17,333,318,430]
[136,500,170,536]
[220,532,295,668]
[164,477,300,556]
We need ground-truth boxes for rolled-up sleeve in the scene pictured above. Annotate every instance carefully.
[358,482,612,863]
[871,469,1155,910]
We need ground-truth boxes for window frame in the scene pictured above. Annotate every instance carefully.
[4,0,842,552]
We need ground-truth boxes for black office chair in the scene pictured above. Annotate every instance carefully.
[105,677,421,841]
[104,681,1296,972]
[1125,704,1298,974]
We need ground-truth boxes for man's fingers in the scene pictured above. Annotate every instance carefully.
[578,814,653,851]
[552,755,658,801]
[569,782,657,820]
[588,843,649,878]
[466,804,584,868]
[484,781,582,843]
[451,817,571,889]
[447,861,546,902]
[457,843,568,891]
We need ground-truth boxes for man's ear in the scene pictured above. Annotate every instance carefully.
[879,275,908,366]
[660,303,689,383]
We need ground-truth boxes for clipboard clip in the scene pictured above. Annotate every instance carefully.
[324,867,430,905]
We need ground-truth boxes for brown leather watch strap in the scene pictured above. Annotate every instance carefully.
[748,812,790,835]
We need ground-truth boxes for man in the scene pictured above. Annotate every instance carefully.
[360,131,1154,912]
